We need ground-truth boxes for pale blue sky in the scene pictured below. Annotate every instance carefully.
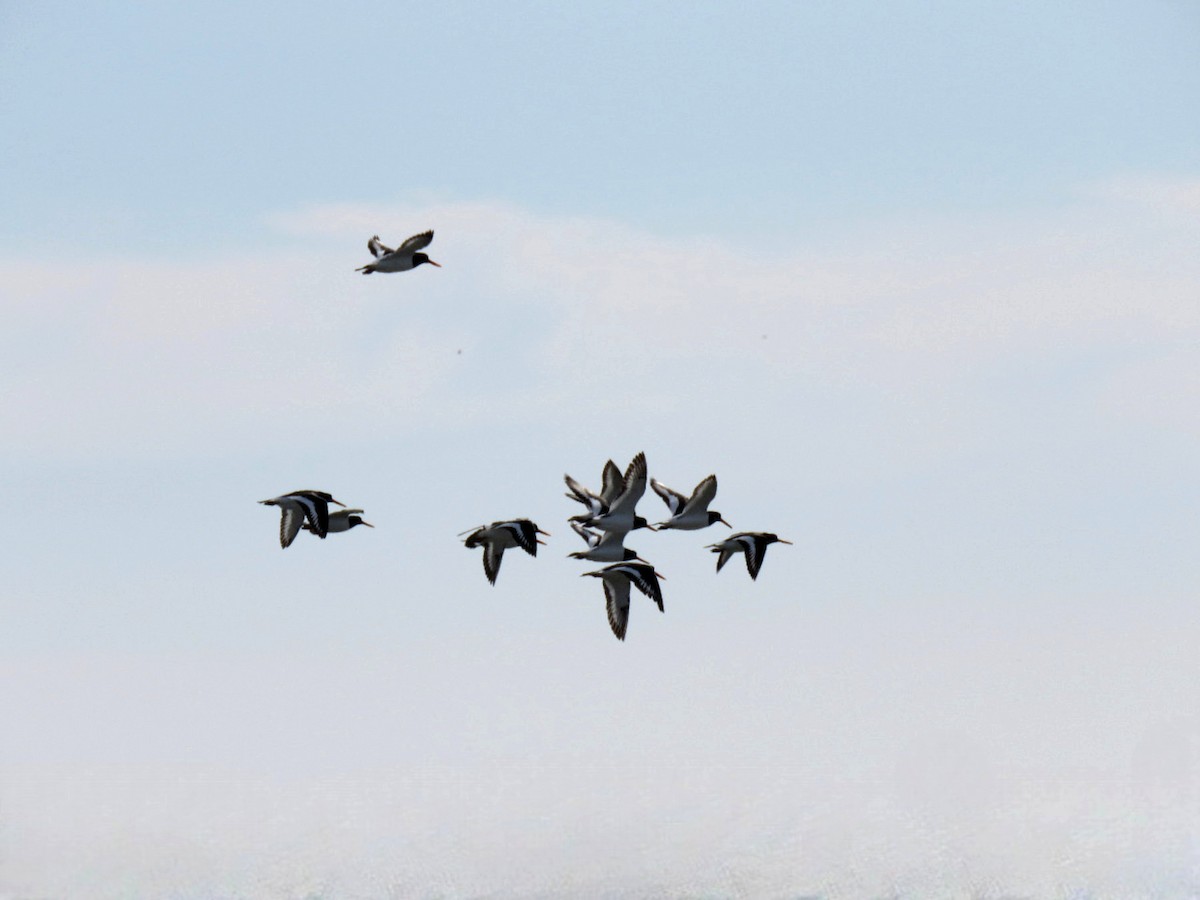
[3,1,1199,249]
[2,2,1200,898]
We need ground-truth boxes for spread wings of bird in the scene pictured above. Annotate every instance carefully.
[599,459,624,506]
[713,542,740,573]
[571,521,602,548]
[280,507,305,548]
[603,577,631,640]
[609,452,648,515]
[605,563,663,612]
[290,493,329,538]
[626,565,664,612]
[367,235,392,258]
[564,474,606,516]
[680,475,718,517]
[650,478,688,516]
[397,230,434,254]
[499,520,540,556]
[483,543,505,584]
[740,535,768,578]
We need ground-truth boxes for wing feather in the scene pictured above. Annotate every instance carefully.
[602,577,630,641]
[367,235,392,258]
[279,507,303,548]
[503,520,539,556]
[397,230,434,254]
[483,543,504,584]
[293,495,328,538]
[570,520,601,548]
[564,474,605,515]
[599,460,624,506]
[623,564,664,612]
[742,535,766,579]
[680,475,718,517]
[650,478,686,515]
[610,452,647,514]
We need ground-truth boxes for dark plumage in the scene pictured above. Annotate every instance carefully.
[461,519,550,584]
[707,532,792,580]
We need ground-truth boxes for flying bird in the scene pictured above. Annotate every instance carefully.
[461,519,550,585]
[259,490,345,547]
[707,532,792,580]
[581,562,665,642]
[356,230,441,274]
[567,521,647,564]
[650,474,730,531]
[575,452,650,535]
[302,508,374,535]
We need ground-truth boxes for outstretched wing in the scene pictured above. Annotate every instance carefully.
[622,563,664,612]
[680,474,718,517]
[712,543,739,573]
[650,478,687,516]
[564,473,605,515]
[570,520,601,548]
[502,520,540,557]
[602,577,631,641]
[599,459,624,506]
[741,534,767,579]
[367,235,393,258]
[610,452,647,515]
[398,230,434,254]
[279,507,304,548]
[294,494,329,539]
[483,543,504,584]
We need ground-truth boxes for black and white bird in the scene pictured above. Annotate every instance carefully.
[302,508,374,535]
[259,490,345,547]
[356,230,441,274]
[461,519,550,585]
[567,521,647,564]
[581,562,665,642]
[707,532,792,580]
[650,474,730,531]
[564,459,624,518]
[575,452,650,535]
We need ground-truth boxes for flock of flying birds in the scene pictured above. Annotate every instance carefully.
[259,231,791,641]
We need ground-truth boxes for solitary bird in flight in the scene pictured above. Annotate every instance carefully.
[707,532,792,580]
[356,230,441,274]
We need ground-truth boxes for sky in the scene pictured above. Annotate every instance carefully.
[2,1,1200,897]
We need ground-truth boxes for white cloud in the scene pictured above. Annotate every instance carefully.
[2,187,1197,465]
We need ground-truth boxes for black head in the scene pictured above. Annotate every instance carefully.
[347,515,374,529]
[413,252,442,268]
[631,516,650,531]
[709,511,732,528]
